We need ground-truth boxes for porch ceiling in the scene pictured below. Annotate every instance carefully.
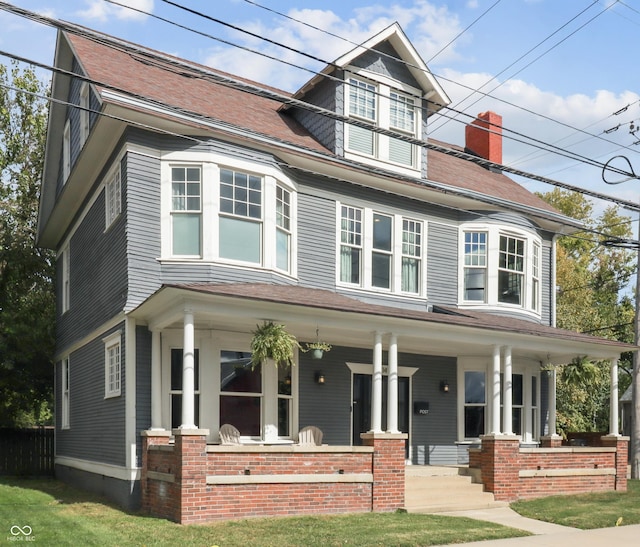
[128,283,636,365]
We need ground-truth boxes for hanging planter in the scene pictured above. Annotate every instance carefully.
[303,329,332,360]
[250,321,300,369]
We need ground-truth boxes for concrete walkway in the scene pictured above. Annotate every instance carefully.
[406,466,639,545]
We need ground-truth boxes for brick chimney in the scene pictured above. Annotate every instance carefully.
[465,111,502,166]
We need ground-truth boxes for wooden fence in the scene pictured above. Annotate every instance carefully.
[0,427,54,476]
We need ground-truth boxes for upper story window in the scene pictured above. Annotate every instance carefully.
[79,82,89,147]
[345,73,420,172]
[338,202,424,296]
[219,168,262,263]
[161,156,296,276]
[105,165,122,229]
[60,243,70,314]
[171,166,202,256]
[460,225,541,314]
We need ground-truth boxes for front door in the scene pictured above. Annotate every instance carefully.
[352,373,410,455]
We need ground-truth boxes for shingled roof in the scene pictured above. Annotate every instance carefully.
[64,30,563,220]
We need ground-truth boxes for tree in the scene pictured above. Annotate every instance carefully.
[0,61,54,426]
[539,188,635,438]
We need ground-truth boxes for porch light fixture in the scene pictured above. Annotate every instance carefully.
[440,380,450,393]
[315,372,326,385]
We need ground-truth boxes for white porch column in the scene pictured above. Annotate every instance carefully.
[371,332,383,433]
[491,345,501,434]
[150,330,163,430]
[610,357,620,436]
[180,308,196,429]
[386,334,399,434]
[502,346,513,435]
[548,368,557,436]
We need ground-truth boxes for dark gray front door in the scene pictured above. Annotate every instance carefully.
[352,373,409,455]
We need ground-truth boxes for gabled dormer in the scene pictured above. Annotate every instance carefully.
[285,23,450,177]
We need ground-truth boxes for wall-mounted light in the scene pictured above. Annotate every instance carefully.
[315,372,325,385]
[440,380,450,393]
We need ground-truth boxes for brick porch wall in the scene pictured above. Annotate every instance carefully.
[471,434,629,502]
[142,430,407,524]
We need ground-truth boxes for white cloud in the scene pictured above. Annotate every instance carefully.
[76,0,154,22]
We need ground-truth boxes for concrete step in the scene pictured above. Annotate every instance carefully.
[404,466,508,513]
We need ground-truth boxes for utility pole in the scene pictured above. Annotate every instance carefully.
[632,215,640,479]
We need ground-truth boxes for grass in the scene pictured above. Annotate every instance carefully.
[512,479,640,529]
[0,478,528,546]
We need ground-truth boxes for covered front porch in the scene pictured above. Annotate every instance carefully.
[132,283,633,522]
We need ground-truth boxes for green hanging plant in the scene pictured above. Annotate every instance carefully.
[250,321,300,368]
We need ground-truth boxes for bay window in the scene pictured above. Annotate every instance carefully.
[162,157,295,275]
[372,213,392,289]
[170,348,200,429]
[460,225,542,315]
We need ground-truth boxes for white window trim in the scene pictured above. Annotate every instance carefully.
[457,357,541,442]
[160,330,299,441]
[344,68,422,176]
[105,162,122,230]
[61,357,70,429]
[104,331,122,398]
[159,152,297,278]
[60,243,70,314]
[79,82,89,147]
[336,201,426,298]
[62,119,70,183]
[458,224,542,317]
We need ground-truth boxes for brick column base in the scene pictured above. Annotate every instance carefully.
[479,434,520,501]
[361,432,407,512]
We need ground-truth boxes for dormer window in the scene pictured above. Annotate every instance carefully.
[345,74,420,172]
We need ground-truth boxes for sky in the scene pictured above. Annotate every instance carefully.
[1,0,640,219]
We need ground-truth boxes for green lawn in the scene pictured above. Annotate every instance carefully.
[0,478,527,546]
[512,480,640,529]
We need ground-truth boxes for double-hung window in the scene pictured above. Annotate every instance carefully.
[464,371,485,439]
[79,82,89,146]
[498,235,525,305]
[219,168,262,264]
[401,219,422,293]
[389,92,415,165]
[372,213,392,289]
[219,350,262,436]
[105,165,121,228]
[346,75,419,170]
[61,244,70,314]
[104,332,121,398]
[340,205,363,284]
[171,166,202,256]
[61,357,70,429]
[348,78,376,156]
[531,242,540,311]
[464,232,487,301]
[276,186,291,272]
[170,348,200,429]
[62,120,70,183]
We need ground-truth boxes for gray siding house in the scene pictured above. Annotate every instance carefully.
[38,22,631,510]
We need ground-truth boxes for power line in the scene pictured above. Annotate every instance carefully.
[1,2,639,216]
[429,0,610,133]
